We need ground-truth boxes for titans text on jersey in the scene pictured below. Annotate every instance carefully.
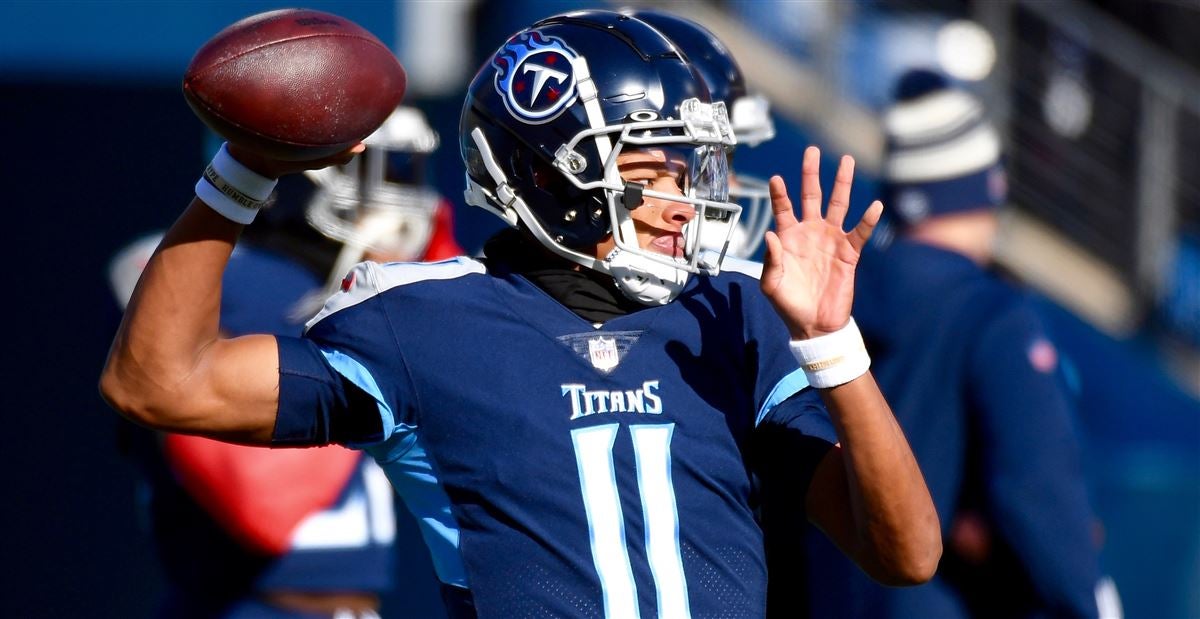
[562,380,663,419]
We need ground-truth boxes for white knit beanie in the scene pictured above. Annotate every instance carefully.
[881,69,1007,226]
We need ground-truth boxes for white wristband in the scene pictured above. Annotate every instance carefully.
[789,317,871,389]
[194,143,277,225]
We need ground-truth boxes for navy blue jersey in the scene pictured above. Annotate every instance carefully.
[275,255,838,618]
[796,240,1103,619]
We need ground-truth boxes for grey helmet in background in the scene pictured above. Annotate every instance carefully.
[112,107,447,319]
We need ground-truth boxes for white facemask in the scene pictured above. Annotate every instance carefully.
[605,247,690,305]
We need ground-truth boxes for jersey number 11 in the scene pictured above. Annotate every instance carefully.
[571,422,691,619]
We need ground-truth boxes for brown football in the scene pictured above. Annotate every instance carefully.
[182,8,406,161]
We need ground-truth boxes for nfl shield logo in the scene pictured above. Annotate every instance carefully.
[588,336,620,373]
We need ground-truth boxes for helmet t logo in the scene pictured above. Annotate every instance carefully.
[493,31,579,124]
[523,63,569,106]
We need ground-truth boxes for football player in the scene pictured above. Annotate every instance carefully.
[102,11,939,618]
[108,105,460,618]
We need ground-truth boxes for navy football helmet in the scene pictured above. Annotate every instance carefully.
[461,10,741,304]
[624,9,776,259]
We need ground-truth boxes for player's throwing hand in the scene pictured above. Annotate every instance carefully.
[760,146,883,340]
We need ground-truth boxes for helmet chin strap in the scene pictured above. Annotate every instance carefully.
[605,248,689,305]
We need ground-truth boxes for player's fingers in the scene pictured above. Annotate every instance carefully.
[316,142,366,168]
[799,146,823,221]
[826,155,855,229]
[760,230,784,293]
[768,175,800,231]
[848,200,884,254]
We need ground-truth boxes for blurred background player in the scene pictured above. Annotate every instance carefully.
[625,7,777,262]
[795,69,1115,619]
[108,105,461,619]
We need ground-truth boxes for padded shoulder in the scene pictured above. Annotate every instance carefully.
[306,257,487,331]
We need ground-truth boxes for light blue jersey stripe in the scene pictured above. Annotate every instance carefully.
[319,348,397,444]
[755,368,811,427]
[317,349,468,585]
[367,434,468,588]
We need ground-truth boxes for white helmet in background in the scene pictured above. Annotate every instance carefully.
[295,106,444,319]
[305,106,442,268]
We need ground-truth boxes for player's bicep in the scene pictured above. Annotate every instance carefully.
[183,333,281,443]
[185,331,392,448]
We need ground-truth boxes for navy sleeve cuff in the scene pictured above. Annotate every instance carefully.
[752,389,838,519]
[274,336,385,447]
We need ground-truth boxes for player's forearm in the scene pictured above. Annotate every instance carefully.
[100,199,242,428]
[819,372,941,584]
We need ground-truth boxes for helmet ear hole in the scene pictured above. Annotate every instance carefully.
[516,148,608,248]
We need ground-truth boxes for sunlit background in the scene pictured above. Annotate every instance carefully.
[2,1,1196,617]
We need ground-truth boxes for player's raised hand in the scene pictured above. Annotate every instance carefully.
[760,146,883,340]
